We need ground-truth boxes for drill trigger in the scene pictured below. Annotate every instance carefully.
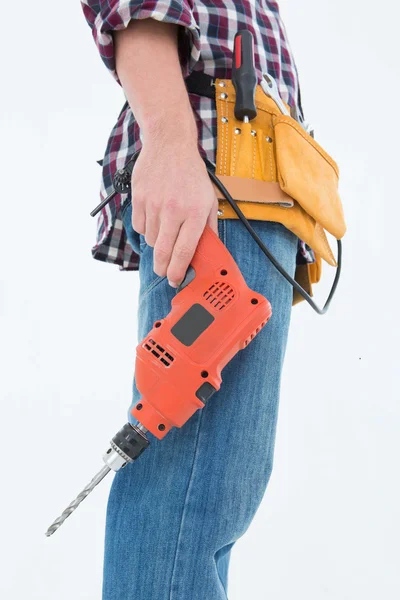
[177,265,196,292]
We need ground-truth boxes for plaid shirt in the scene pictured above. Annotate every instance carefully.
[81,0,313,270]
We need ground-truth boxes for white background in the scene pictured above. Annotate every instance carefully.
[1,1,399,598]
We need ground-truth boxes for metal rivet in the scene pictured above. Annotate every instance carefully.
[251,130,257,136]
[221,117,228,123]
[220,93,228,99]
[219,81,226,87]
[265,136,273,143]
[234,128,241,134]
[218,209,224,216]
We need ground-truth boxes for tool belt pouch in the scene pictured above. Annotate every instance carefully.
[213,79,346,305]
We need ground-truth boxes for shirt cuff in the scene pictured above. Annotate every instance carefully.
[81,1,201,82]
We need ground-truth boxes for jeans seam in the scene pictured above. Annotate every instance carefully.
[169,409,205,599]
[139,274,167,302]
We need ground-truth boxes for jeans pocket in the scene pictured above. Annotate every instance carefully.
[120,199,131,219]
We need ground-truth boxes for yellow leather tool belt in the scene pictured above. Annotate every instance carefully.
[212,78,346,305]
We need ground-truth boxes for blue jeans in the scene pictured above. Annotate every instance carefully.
[103,203,297,600]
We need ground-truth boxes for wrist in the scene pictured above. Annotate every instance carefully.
[140,107,198,147]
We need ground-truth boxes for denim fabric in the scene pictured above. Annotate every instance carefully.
[103,204,297,600]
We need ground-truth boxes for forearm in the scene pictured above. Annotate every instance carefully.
[113,17,217,288]
[114,19,198,145]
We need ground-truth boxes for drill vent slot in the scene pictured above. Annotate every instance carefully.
[143,338,175,367]
[244,321,267,347]
[203,281,235,310]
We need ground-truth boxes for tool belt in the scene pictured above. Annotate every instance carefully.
[186,71,346,305]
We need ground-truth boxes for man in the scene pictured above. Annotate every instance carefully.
[81,1,307,598]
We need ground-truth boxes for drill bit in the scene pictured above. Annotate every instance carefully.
[45,423,150,537]
[45,465,111,537]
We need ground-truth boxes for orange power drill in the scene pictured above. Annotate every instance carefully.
[46,224,271,536]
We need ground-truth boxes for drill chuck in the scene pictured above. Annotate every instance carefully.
[45,423,150,537]
[111,423,150,463]
[103,423,150,471]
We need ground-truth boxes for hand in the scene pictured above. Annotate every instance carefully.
[131,138,218,287]
[114,19,218,287]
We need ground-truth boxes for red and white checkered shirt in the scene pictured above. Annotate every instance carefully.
[81,0,312,270]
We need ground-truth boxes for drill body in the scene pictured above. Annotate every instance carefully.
[133,224,271,439]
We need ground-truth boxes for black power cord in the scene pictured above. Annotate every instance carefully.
[205,165,342,315]
[91,149,342,315]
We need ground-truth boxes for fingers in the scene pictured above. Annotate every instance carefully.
[132,194,159,246]
[131,199,145,235]
[166,219,205,287]
[206,197,219,234]
[153,217,181,278]
[144,206,160,247]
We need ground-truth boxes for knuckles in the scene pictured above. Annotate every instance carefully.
[164,197,183,213]
[173,244,193,261]
[132,191,145,208]
[154,245,170,262]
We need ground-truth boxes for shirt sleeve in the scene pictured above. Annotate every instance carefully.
[81,1,201,82]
